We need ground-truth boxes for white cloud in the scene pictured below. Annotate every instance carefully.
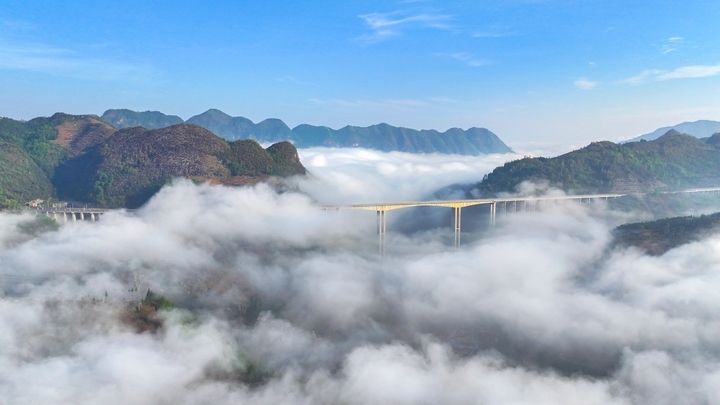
[574,78,598,90]
[625,64,720,84]
[5,175,720,403]
[296,147,518,204]
[8,148,720,404]
[356,11,453,44]
[662,37,683,54]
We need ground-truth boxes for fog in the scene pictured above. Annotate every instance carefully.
[296,147,521,204]
[2,148,720,404]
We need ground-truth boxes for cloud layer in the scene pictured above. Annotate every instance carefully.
[2,150,720,404]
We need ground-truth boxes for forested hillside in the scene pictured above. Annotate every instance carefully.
[0,114,307,209]
[474,131,720,196]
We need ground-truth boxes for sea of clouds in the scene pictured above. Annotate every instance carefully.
[1,148,720,404]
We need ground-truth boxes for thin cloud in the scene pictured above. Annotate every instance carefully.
[574,78,599,90]
[1,19,36,31]
[0,43,157,81]
[277,76,314,86]
[662,36,683,54]
[471,31,516,38]
[436,52,490,67]
[427,96,457,103]
[625,64,720,84]
[356,11,453,44]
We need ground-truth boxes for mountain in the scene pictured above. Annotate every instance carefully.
[54,124,306,208]
[625,120,720,142]
[187,109,512,155]
[104,108,513,155]
[101,109,184,130]
[474,130,720,196]
[0,114,307,209]
[185,109,294,143]
[291,123,511,155]
[0,113,115,207]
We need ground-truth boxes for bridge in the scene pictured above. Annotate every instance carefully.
[29,207,110,223]
[322,187,720,255]
[25,187,720,254]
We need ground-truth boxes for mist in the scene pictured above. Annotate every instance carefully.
[296,147,521,204]
[2,149,720,404]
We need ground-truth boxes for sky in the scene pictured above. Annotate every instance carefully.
[2,0,720,147]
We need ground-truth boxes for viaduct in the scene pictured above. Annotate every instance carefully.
[27,187,720,255]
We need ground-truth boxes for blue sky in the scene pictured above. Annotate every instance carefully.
[1,0,720,147]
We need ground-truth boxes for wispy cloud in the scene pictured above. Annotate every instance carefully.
[1,19,36,31]
[662,36,683,54]
[471,31,515,38]
[574,78,598,90]
[277,76,314,86]
[625,63,720,84]
[436,52,489,67]
[356,11,453,44]
[0,43,156,81]
[427,96,457,103]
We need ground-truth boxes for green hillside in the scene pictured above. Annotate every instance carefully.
[0,113,112,205]
[475,131,720,196]
[0,142,53,207]
[54,124,307,208]
[0,114,308,209]
[100,109,184,129]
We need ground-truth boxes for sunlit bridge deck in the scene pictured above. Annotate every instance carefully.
[25,187,720,254]
[321,187,720,255]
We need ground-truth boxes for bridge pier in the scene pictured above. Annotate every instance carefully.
[453,207,462,248]
[377,210,386,257]
[490,202,496,227]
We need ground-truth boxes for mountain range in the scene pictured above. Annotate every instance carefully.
[625,120,720,142]
[100,109,513,156]
[0,113,306,208]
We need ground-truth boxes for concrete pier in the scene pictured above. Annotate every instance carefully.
[377,210,387,256]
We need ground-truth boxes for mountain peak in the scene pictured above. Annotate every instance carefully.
[659,129,683,138]
[626,120,720,143]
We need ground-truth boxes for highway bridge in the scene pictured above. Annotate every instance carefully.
[29,207,111,223]
[26,187,720,254]
[322,187,720,254]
